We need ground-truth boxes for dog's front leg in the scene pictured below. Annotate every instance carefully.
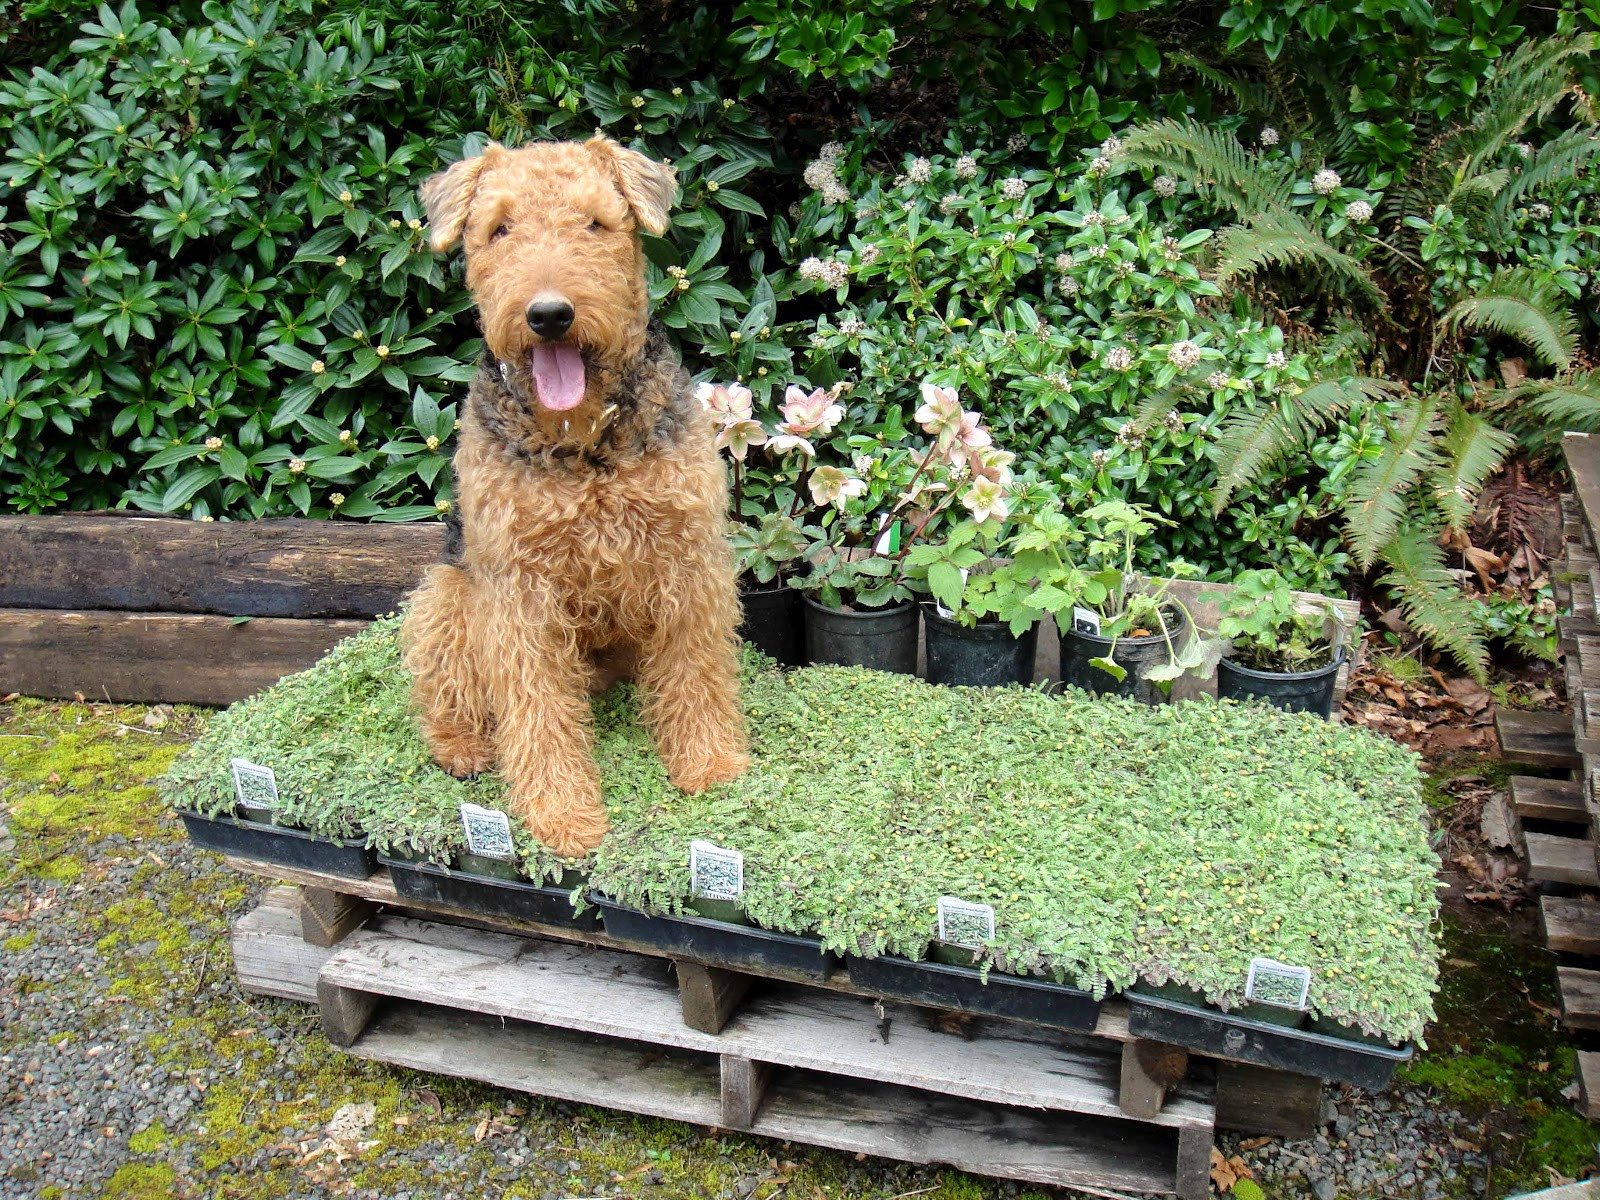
[403,563,496,778]
[479,573,609,856]
[637,566,750,795]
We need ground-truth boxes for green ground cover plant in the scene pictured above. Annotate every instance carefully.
[161,619,1439,1043]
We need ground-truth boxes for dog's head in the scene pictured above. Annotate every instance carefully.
[421,137,677,414]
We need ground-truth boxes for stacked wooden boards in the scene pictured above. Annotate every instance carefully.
[1507,433,1600,1116]
[0,514,442,705]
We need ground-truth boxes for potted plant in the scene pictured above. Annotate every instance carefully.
[381,849,601,931]
[791,381,1020,674]
[1015,500,1218,704]
[700,381,814,666]
[1202,569,1350,717]
[904,478,1056,687]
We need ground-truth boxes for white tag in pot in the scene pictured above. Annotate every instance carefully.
[689,840,744,900]
[1244,957,1312,1010]
[459,803,515,860]
[1071,607,1102,636]
[936,896,995,948]
[229,758,279,813]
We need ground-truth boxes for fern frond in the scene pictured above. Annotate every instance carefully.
[1517,369,1600,431]
[1431,402,1514,531]
[1444,34,1594,180]
[1210,376,1397,512]
[1345,395,1441,568]
[1444,168,1510,213]
[1168,52,1273,116]
[1440,267,1577,368]
[1496,125,1600,217]
[1214,212,1385,307]
[1119,118,1292,219]
[1131,388,1178,435]
[1377,528,1490,682]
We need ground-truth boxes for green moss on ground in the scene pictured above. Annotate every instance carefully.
[163,618,1439,1042]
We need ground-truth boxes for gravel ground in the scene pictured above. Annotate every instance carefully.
[0,699,1586,1198]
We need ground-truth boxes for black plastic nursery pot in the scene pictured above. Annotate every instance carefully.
[177,809,376,880]
[590,893,835,980]
[922,606,1039,688]
[1125,991,1412,1090]
[1216,647,1347,719]
[380,855,600,932]
[802,597,919,675]
[1059,607,1189,705]
[845,953,1101,1031]
[738,580,805,667]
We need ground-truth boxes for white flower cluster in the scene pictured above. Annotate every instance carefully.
[1260,126,1280,147]
[1083,211,1106,227]
[1088,156,1112,177]
[1265,350,1287,369]
[1053,252,1074,273]
[858,243,882,266]
[1312,168,1341,195]
[955,154,979,179]
[804,147,851,206]
[1102,345,1134,372]
[1344,200,1374,223]
[1517,142,1535,159]
[799,257,849,287]
[1167,340,1201,369]
[1206,370,1230,389]
[906,156,932,184]
[1099,135,1123,158]
[1001,177,1027,200]
[1090,449,1111,469]
[1087,243,1108,258]
[1058,276,1081,297]
[939,193,961,214]
[1153,174,1177,197]
[1164,410,1185,433]
[1046,372,1072,390]
[838,314,867,337]
[1530,202,1553,220]
[1116,422,1143,447]
[1007,134,1028,152]
[1160,236,1181,262]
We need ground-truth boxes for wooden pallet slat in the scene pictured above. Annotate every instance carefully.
[1541,897,1600,956]
[0,609,366,705]
[1578,1052,1600,1121]
[1511,777,1587,824]
[1496,708,1582,770]
[1560,967,1600,1032]
[1565,433,1600,551]
[1525,832,1600,888]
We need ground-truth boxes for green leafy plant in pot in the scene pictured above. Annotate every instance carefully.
[790,381,1015,674]
[1030,500,1219,704]
[1202,569,1350,718]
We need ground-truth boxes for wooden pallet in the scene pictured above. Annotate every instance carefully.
[1497,708,1584,770]
[1512,776,1587,824]
[235,888,1214,1197]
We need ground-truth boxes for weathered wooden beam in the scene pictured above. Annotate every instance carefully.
[1213,1063,1321,1138]
[0,609,366,705]
[0,513,442,617]
[719,1054,773,1128]
[1511,776,1586,824]
[1577,1051,1600,1121]
[317,977,380,1047]
[1175,1126,1214,1200]
[1119,1039,1188,1119]
[677,961,754,1035]
[1541,896,1600,957]
[299,886,379,948]
[1559,967,1600,1032]
[1496,708,1581,770]
[1526,832,1600,888]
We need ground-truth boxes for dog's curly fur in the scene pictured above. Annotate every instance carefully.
[402,136,749,857]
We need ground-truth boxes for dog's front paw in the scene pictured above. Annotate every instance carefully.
[429,735,495,780]
[670,750,750,795]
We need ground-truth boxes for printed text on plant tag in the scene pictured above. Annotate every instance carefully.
[1072,606,1102,636]
[937,896,995,948]
[1245,956,1312,1010]
[460,803,515,859]
[690,840,744,900]
[230,758,278,812]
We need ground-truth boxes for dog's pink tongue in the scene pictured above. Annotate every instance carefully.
[530,343,586,411]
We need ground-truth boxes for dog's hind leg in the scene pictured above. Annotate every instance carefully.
[402,564,495,778]
[636,559,750,795]
[481,574,610,857]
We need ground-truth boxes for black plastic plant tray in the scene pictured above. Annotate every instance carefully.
[1126,992,1414,1089]
[589,894,835,980]
[381,856,600,932]
[177,809,376,880]
[845,953,1101,1031]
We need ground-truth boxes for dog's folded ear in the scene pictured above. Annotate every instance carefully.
[421,143,503,253]
[586,135,678,236]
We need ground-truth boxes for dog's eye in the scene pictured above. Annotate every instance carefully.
[490,222,511,241]
[588,219,604,233]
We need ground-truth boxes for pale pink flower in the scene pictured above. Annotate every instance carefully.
[779,385,844,436]
[945,410,993,467]
[809,465,868,509]
[962,477,1010,523]
[766,433,816,458]
[914,382,963,441]
[715,419,768,461]
[695,381,754,426]
[970,446,1015,487]
[898,479,949,508]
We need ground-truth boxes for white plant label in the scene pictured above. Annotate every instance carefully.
[871,515,901,555]
[1072,606,1102,636]
[690,840,744,900]
[1245,957,1312,1010]
[459,803,515,860]
[936,896,995,949]
[230,758,278,812]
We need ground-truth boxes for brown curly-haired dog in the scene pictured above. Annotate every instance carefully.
[402,136,749,856]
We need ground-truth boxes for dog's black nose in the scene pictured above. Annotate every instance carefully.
[526,298,575,340]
